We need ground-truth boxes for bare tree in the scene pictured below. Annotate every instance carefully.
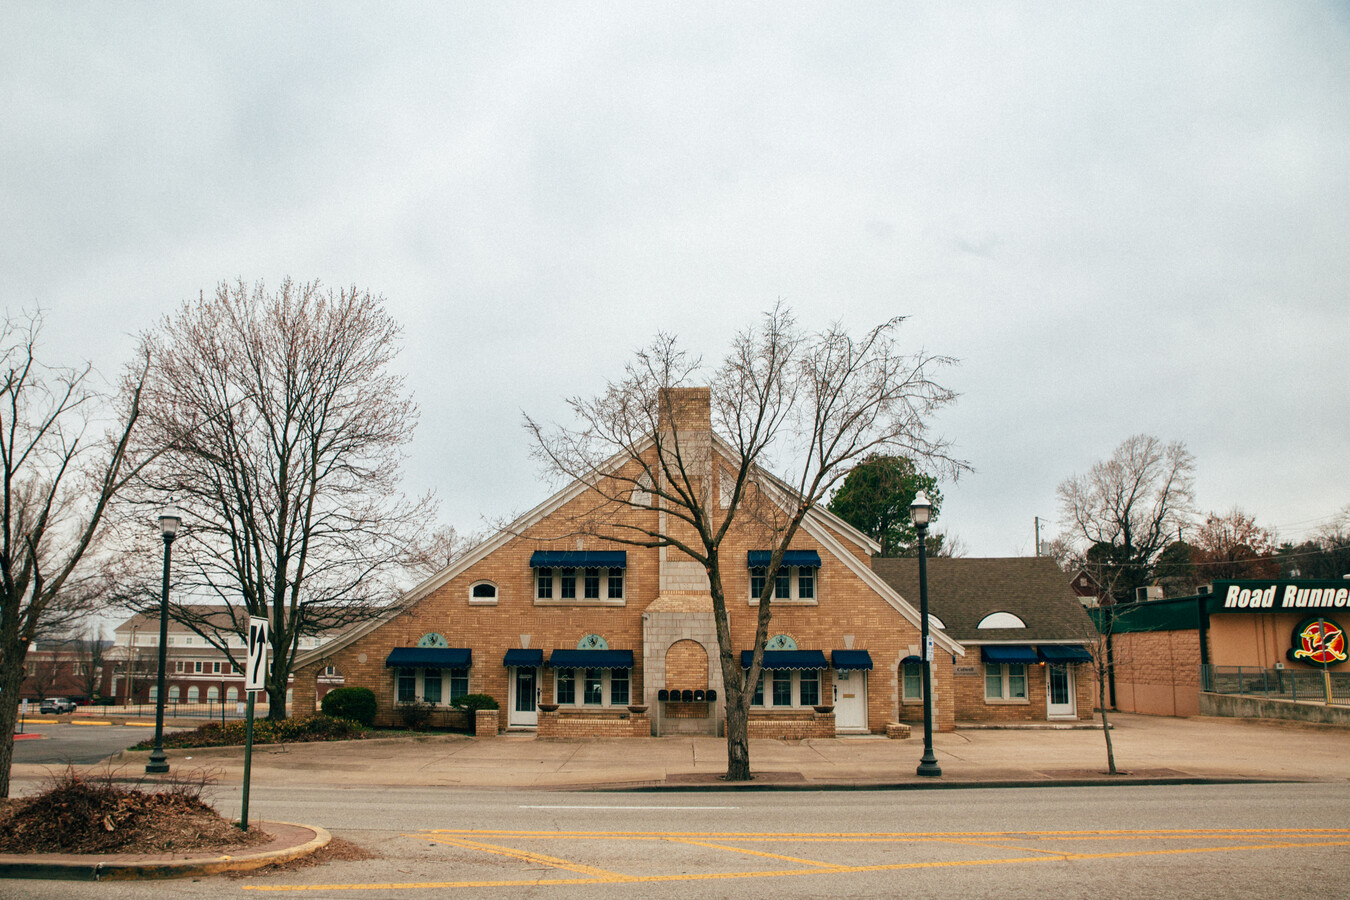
[121,279,432,718]
[527,307,962,780]
[1057,435,1196,605]
[0,309,149,796]
[23,644,68,701]
[71,627,108,700]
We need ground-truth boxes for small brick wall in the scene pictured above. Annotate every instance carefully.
[538,708,652,738]
[475,709,499,736]
[745,709,835,740]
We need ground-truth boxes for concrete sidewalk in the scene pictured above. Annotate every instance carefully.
[44,713,1347,791]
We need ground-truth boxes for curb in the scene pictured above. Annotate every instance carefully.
[0,821,331,882]
[592,775,1305,793]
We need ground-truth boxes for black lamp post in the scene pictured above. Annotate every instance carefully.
[911,490,941,777]
[146,504,181,775]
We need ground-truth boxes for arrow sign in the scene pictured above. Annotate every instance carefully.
[246,616,269,693]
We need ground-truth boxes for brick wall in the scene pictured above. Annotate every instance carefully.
[746,709,835,740]
[538,708,651,738]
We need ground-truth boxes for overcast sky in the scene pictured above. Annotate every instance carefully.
[4,2,1348,557]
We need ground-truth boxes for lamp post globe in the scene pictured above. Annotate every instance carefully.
[146,505,182,775]
[910,490,941,777]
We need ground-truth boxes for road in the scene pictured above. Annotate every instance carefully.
[7,781,1349,898]
[11,723,151,767]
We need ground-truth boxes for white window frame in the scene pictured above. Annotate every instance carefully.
[901,660,923,703]
[984,662,1029,703]
[469,581,499,605]
[749,669,823,708]
[552,667,631,707]
[395,667,471,706]
[748,566,819,605]
[535,567,625,605]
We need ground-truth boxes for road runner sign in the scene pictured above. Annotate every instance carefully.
[246,616,269,693]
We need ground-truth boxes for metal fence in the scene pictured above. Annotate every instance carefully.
[106,700,281,723]
[1201,665,1350,707]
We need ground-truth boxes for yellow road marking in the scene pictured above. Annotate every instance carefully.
[418,835,628,880]
[241,829,1350,893]
[665,837,844,869]
[71,720,112,726]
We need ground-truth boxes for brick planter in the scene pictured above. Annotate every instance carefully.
[745,708,835,740]
[475,709,500,737]
[537,708,652,738]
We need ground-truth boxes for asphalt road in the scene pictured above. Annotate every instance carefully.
[11,723,152,767]
[6,781,1349,898]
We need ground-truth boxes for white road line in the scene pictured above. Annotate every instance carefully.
[519,805,739,810]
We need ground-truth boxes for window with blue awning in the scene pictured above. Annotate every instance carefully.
[385,647,471,669]
[529,551,627,568]
[979,645,1040,664]
[740,649,829,670]
[830,650,873,671]
[548,649,634,670]
[1038,645,1093,663]
[746,550,822,568]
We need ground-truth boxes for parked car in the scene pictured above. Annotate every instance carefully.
[39,697,77,714]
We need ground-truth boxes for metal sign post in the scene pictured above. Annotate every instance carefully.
[240,616,268,831]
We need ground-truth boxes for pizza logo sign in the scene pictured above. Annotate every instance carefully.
[1288,618,1347,666]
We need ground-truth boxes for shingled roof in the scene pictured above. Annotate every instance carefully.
[870,557,1096,644]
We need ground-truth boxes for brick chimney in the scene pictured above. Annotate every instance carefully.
[657,387,711,435]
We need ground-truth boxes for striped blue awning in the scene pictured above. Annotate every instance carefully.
[529,551,627,568]
[740,649,829,670]
[548,649,634,670]
[385,647,471,669]
[747,550,822,568]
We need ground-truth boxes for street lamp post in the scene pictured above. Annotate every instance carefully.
[911,490,942,778]
[146,505,181,775]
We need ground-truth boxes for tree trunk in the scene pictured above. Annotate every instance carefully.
[0,651,28,798]
[723,696,751,781]
[267,683,287,721]
[1099,666,1117,775]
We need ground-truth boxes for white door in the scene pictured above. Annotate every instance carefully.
[832,669,867,731]
[1046,663,1075,718]
[509,666,539,727]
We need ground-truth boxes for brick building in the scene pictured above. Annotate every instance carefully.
[292,388,1096,736]
[18,638,111,704]
[107,607,343,708]
[871,557,1097,723]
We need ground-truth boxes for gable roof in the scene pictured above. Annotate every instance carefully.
[869,557,1096,644]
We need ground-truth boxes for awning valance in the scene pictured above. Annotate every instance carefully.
[740,649,829,670]
[830,650,873,671]
[529,551,627,569]
[747,550,822,568]
[980,645,1040,664]
[1038,645,1094,663]
[386,647,471,669]
[548,649,634,670]
[503,648,543,667]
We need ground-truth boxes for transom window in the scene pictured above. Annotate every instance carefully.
[985,663,1028,701]
[470,582,498,604]
[978,612,1027,629]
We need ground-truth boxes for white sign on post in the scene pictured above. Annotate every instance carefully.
[924,634,934,662]
[246,616,269,693]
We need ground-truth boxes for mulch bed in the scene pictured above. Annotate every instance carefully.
[0,771,272,855]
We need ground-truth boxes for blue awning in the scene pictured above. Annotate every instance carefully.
[529,551,627,568]
[385,647,471,669]
[980,645,1040,664]
[1038,645,1093,663]
[747,550,822,568]
[548,649,634,670]
[740,649,829,670]
[831,650,873,671]
[503,648,543,667]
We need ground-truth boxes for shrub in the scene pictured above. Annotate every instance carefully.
[320,686,378,726]
[450,693,499,713]
[397,700,434,731]
[130,714,368,750]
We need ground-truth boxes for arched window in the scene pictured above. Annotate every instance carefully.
[168,685,180,702]
[977,612,1027,629]
[226,686,239,703]
[929,615,946,630]
[470,581,498,604]
[187,686,199,703]
[207,686,219,701]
